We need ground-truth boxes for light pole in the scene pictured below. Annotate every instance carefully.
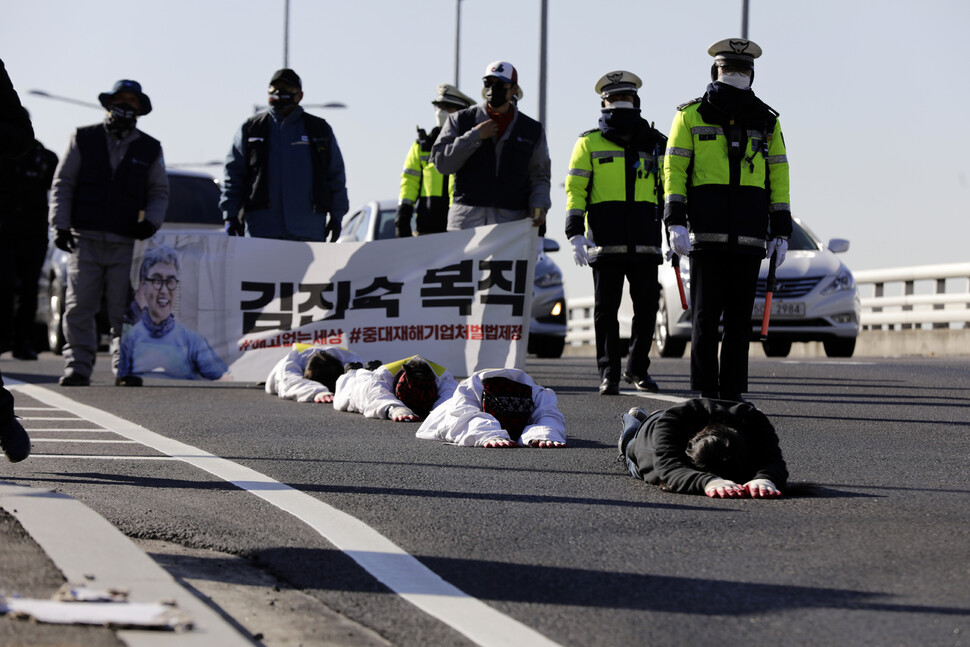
[28,89,102,111]
[283,0,290,67]
[538,0,547,126]
[454,0,463,87]
[741,0,749,38]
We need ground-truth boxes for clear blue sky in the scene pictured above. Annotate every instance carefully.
[4,0,967,299]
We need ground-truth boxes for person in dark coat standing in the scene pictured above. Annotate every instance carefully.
[0,130,57,360]
[0,57,36,462]
[617,398,788,497]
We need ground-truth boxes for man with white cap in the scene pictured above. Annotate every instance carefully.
[430,61,551,231]
[396,84,475,237]
[663,38,792,402]
[565,71,667,396]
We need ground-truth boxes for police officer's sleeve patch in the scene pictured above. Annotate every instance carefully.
[579,128,600,138]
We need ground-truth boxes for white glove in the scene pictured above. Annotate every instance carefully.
[767,237,788,268]
[569,235,592,267]
[668,225,692,257]
[744,478,782,498]
[704,478,745,498]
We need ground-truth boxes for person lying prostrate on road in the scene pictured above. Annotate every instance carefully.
[617,398,788,498]
[334,355,457,422]
[416,367,566,448]
[265,344,364,403]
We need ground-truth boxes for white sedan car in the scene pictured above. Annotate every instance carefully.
[652,217,861,358]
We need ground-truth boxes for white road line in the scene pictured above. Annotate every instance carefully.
[20,416,85,421]
[8,381,563,647]
[14,407,58,410]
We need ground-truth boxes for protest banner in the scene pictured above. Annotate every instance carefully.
[118,221,538,381]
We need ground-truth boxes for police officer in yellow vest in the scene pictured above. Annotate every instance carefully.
[663,39,792,402]
[566,71,667,395]
[396,84,475,237]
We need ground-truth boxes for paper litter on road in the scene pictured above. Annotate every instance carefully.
[0,583,193,631]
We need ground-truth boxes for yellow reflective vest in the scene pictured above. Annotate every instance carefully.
[663,95,791,256]
[398,127,454,234]
[564,128,665,264]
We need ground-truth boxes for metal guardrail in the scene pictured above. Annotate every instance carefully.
[855,262,970,330]
[565,262,970,343]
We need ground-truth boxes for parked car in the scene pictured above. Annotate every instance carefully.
[652,217,861,358]
[37,168,223,354]
[337,200,567,358]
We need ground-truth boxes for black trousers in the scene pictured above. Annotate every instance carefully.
[592,260,659,382]
[689,252,761,397]
[0,236,46,352]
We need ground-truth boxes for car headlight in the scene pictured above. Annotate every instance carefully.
[534,270,563,288]
[820,268,855,295]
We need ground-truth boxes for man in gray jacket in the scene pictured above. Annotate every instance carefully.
[49,79,169,387]
[220,68,348,241]
[430,61,550,232]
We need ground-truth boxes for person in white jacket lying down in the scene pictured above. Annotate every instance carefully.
[416,367,566,448]
[265,344,364,403]
[334,355,457,422]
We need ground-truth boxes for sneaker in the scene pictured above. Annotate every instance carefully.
[627,407,650,424]
[59,372,90,387]
[115,375,143,387]
[623,371,659,393]
[599,378,620,395]
[0,416,31,462]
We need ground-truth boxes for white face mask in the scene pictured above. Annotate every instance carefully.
[606,101,635,110]
[435,108,449,128]
[718,72,751,90]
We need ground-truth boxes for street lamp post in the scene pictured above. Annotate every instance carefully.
[28,90,102,111]
[454,0,463,87]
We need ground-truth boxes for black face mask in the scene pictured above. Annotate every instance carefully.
[483,82,510,109]
[268,90,297,110]
[105,103,137,138]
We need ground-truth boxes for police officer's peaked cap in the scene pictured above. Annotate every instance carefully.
[433,84,475,109]
[98,79,152,115]
[708,38,762,67]
[270,68,302,90]
[594,71,643,98]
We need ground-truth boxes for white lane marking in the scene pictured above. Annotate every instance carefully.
[629,392,689,404]
[20,416,86,421]
[14,407,58,410]
[9,382,563,647]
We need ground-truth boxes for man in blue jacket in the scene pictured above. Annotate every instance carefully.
[220,68,349,242]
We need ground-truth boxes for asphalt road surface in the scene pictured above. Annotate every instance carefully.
[2,352,969,647]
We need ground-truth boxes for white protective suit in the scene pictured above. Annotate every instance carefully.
[333,356,458,419]
[416,368,567,447]
[264,345,363,402]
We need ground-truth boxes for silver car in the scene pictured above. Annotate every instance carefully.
[337,200,567,358]
[653,217,861,358]
[36,169,223,354]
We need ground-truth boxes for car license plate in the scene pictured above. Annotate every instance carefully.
[752,301,805,317]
